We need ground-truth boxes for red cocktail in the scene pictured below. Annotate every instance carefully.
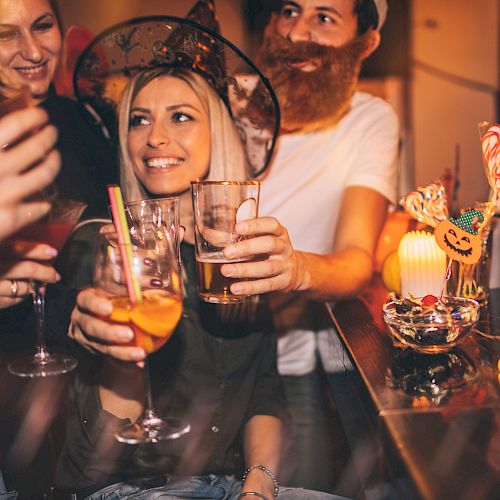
[8,199,87,378]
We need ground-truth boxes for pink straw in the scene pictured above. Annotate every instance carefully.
[107,185,142,305]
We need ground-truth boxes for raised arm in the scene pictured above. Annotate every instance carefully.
[292,184,388,300]
[221,98,398,303]
[219,184,388,303]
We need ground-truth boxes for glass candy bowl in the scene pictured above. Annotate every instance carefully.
[383,296,480,354]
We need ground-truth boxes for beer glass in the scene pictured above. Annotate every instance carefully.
[191,180,260,304]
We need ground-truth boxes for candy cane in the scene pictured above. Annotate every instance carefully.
[481,125,500,191]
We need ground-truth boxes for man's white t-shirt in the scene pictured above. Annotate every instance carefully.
[259,91,399,375]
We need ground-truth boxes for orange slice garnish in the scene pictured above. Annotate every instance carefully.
[130,292,182,338]
[133,329,155,354]
[109,297,131,323]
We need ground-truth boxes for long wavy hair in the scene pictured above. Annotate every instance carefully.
[118,67,248,202]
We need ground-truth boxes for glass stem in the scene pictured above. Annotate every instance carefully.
[31,280,48,361]
[142,357,157,421]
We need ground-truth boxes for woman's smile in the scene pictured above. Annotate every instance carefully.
[144,156,185,170]
[127,75,211,196]
[0,0,62,101]
[14,60,49,80]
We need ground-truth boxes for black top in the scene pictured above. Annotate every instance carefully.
[0,282,77,355]
[55,243,287,495]
[42,88,117,218]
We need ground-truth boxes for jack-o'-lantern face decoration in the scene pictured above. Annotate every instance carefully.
[434,209,484,264]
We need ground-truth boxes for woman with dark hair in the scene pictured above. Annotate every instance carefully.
[0,0,116,308]
[0,0,115,217]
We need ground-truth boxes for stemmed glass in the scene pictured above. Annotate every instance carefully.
[94,220,189,444]
[8,198,87,378]
[125,197,180,264]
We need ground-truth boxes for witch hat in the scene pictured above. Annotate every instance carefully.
[448,209,484,235]
[74,0,279,177]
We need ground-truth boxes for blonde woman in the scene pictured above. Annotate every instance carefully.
[62,61,340,498]
[118,67,247,243]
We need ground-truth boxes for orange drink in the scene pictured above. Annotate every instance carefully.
[109,290,182,354]
[94,215,186,444]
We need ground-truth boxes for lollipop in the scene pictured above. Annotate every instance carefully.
[400,181,449,228]
[480,124,500,191]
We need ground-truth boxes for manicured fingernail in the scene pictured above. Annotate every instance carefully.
[231,284,242,294]
[225,246,236,258]
[223,264,235,276]
[46,247,58,257]
[55,273,62,281]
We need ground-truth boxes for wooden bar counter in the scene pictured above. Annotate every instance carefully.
[319,278,499,500]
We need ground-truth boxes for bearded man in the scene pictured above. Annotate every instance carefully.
[254,0,399,493]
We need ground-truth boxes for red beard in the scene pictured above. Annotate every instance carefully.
[256,18,374,133]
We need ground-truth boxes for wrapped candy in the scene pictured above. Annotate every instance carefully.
[400,181,449,228]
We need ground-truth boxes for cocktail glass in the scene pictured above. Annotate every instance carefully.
[125,197,180,264]
[94,225,189,444]
[8,198,87,377]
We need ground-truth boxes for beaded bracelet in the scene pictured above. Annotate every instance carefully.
[238,493,269,500]
[242,465,279,498]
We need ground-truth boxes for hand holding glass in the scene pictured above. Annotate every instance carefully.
[94,223,189,444]
[8,198,87,377]
[192,181,260,304]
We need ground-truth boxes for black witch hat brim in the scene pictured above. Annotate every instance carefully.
[73,15,280,178]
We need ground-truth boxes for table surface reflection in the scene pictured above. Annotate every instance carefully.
[322,279,499,499]
[325,281,499,415]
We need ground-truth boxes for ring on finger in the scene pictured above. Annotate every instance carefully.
[9,279,19,298]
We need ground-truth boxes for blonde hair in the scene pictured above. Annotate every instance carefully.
[118,67,248,202]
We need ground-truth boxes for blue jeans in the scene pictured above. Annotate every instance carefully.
[280,371,335,492]
[0,470,17,500]
[85,474,346,499]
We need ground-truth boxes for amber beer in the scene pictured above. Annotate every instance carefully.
[196,254,250,303]
[192,180,260,304]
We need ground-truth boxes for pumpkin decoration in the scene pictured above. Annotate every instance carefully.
[434,209,484,264]
[381,250,401,293]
